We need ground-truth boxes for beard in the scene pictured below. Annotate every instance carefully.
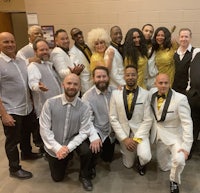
[95,81,109,92]
[64,88,78,98]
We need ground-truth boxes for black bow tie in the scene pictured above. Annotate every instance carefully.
[157,94,166,99]
[126,89,136,95]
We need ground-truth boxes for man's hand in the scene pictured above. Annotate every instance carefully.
[1,113,16,126]
[56,145,69,160]
[123,138,138,152]
[90,139,102,154]
[178,149,189,160]
[39,81,48,91]
[69,64,85,75]
[28,56,41,64]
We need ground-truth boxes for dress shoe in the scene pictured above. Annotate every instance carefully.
[136,159,146,176]
[170,181,179,193]
[21,152,43,160]
[79,177,93,191]
[10,169,33,179]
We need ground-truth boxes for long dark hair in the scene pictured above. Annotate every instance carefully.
[123,28,147,66]
[152,27,172,51]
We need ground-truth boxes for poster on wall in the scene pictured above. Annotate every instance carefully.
[41,25,55,49]
[27,13,39,25]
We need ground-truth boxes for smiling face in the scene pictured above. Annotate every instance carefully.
[124,66,138,89]
[155,74,170,95]
[71,28,85,46]
[94,40,107,53]
[156,30,165,45]
[63,73,80,101]
[0,32,16,58]
[93,68,109,92]
[110,26,123,45]
[55,31,70,49]
[35,40,50,61]
[179,30,191,49]
[132,31,141,46]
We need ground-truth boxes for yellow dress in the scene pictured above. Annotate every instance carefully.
[90,52,106,72]
[124,56,148,89]
[155,44,177,86]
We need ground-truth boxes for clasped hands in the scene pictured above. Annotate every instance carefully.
[56,145,69,160]
[123,137,138,152]
[69,63,85,75]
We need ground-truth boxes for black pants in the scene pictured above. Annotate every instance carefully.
[46,140,92,182]
[3,111,35,172]
[91,136,115,170]
[188,94,200,152]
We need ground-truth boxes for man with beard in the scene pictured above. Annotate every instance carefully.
[82,66,115,178]
[39,73,101,191]
[109,65,152,176]
[50,29,84,81]
[104,26,125,88]
[28,38,63,150]
[70,28,93,95]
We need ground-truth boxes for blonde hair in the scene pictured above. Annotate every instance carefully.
[87,28,110,52]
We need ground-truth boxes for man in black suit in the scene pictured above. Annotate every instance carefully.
[173,28,200,155]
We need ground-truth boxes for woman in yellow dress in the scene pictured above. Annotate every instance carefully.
[152,27,178,85]
[87,28,110,73]
[123,28,148,89]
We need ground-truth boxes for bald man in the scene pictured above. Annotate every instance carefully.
[0,32,41,180]
[150,74,193,193]
[39,74,101,191]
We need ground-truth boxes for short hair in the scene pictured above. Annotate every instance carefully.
[179,28,192,37]
[87,28,110,52]
[125,64,138,72]
[142,24,154,31]
[110,25,121,35]
[28,25,42,35]
[33,37,49,51]
[92,66,109,77]
[54,29,67,38]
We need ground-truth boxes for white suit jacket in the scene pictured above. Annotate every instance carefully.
[104,45,125,88]
[150,88,193,152]
[69,45,92,93]
[50,47,74,80]
[109,87,152,142]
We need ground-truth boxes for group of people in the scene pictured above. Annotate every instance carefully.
[0,23,199,193]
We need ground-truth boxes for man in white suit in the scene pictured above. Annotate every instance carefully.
[104,26,125,88]
[109,65,152,176]
[150,73,193,193]
[70,28,93,95]
[50,29,84,81]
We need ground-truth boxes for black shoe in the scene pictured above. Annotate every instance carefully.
[90,168,96,179]
[10,169,33,179]
[21,152,43,160]
[79,177,93,191]
[136,160,146,176]
[170,181,179,193]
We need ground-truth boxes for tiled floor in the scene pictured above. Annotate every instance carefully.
[0,121,199,193]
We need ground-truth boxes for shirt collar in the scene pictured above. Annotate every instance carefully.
[177,44,192,55]
[0,52,14,62]
[61,93,78,107]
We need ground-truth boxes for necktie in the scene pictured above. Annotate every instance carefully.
[157,94,166,110]
[126,89,135,112]
[127,92,133,112]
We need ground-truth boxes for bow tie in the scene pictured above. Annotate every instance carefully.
[157,94,166,99]
[126,89,136,95]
